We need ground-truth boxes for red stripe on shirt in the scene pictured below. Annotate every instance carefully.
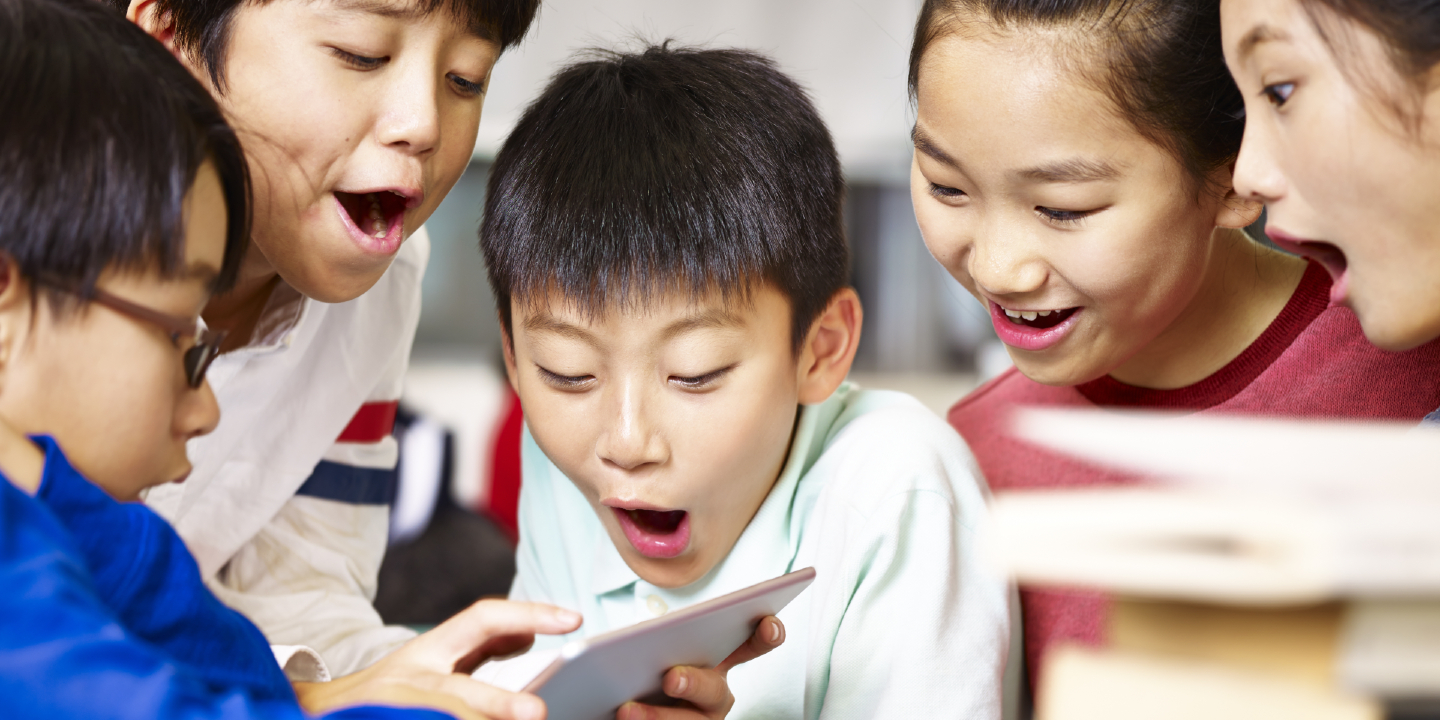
[337,401,400,443]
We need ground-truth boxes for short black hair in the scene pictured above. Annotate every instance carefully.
[1,0,249,300]
[481,43,849,351]
[909,0,1244,189]
[115,0,542,90]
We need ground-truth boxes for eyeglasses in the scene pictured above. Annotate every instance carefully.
[34,276,227,389]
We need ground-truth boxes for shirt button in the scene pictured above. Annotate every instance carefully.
[645,594,668,617]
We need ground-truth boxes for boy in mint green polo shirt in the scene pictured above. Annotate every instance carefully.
[479,44,1009,720]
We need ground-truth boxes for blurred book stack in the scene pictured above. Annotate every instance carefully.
[991,409,1440,720]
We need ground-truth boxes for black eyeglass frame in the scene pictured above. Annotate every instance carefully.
[33,275,226,389]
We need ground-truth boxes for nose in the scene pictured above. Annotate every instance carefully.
[175,378,221,441]
[595,379,668,472]
[968,216,1048,299]
[375,61,441,158]
[1232,116,1286,203]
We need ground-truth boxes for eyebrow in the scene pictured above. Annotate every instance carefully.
[1235,24,1291,64]
[327,0,498,43]
[659,309,746,341]
[330,0,424,21]
[522,314,600,344]
[183,262,220,285]
[911,124,959,168]
[521,308,746,344]
[1014,158,1122,184]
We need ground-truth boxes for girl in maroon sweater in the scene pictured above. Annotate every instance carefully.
[906,0,1440,693]
[1221,0,1440,357]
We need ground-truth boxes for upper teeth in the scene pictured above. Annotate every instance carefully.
[1004,308,1054,320]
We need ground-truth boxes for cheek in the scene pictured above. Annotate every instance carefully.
[1064,209,1210,316]
[676,375,797,504]
[517,385,605,487]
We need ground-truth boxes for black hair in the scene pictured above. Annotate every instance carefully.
[480,43,849,351]
[1300,0,1440,128]
[908,0,1245,187]
[1,0,249,302]
[114,0,542,90]
[1303,0,1440,81]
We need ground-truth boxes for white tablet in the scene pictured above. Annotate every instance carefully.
[477,567,815,720]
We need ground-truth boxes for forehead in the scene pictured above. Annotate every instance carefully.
[915,29,1151,176]
[1221,0,1309,62]
[181,163,228,276]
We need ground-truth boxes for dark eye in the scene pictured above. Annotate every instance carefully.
[1036,206,1096,227]
[448,73,485,98]
[330,47,387,71]
[928,183,967,202]
[670,365,734,391]
[537,366,593,390]
[1262,82,1295,107]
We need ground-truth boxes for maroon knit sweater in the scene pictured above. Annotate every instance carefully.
[949,261,1440,690]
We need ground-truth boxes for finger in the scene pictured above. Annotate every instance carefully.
[715,616,784,674]
[414,599,582,664]
[439,673,549,720]
[662,666,732,716]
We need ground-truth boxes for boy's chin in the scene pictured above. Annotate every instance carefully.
[620,549,717,590]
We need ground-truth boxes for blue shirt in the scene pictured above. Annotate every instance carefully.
[0,435,450,720]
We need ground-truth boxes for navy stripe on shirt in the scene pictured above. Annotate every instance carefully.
[295,461,397,505]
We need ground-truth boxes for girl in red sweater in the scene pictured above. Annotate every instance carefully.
[907,0,1440,692]
[1221,0,1440,356]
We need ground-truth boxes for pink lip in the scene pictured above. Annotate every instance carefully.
[987,301,1082,352]
[332,192,410,257]
[1265,228,1349,305]
[171,471,190,485]
[608,505,691,559]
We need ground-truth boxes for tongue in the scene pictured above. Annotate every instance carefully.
[629,509,686,534]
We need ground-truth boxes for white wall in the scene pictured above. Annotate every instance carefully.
[475,0,924,182]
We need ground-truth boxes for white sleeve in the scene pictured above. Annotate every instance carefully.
[208,493,418,677]
[206,233,431,678]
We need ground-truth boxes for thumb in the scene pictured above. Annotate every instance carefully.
[715,616,785,675]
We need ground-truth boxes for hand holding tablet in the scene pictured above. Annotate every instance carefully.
[474,568,816,720]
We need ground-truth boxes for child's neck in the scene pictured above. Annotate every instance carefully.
[202,240,283,354]
[1107,227,1308,390]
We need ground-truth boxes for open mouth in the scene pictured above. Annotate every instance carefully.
[611,507,691,559]
[999,306,1079,330]
[1288,239,1348,280]
[335,190,408,247]
[1265,230,1349,304]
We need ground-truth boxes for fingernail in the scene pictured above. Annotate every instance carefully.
[766,618,782,643]
[673,669,689,695]
[556,608,580,625]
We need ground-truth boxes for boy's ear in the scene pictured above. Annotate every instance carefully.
[129,0,179,55]
[1212,161,1266,229]
[796,288,863,405]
